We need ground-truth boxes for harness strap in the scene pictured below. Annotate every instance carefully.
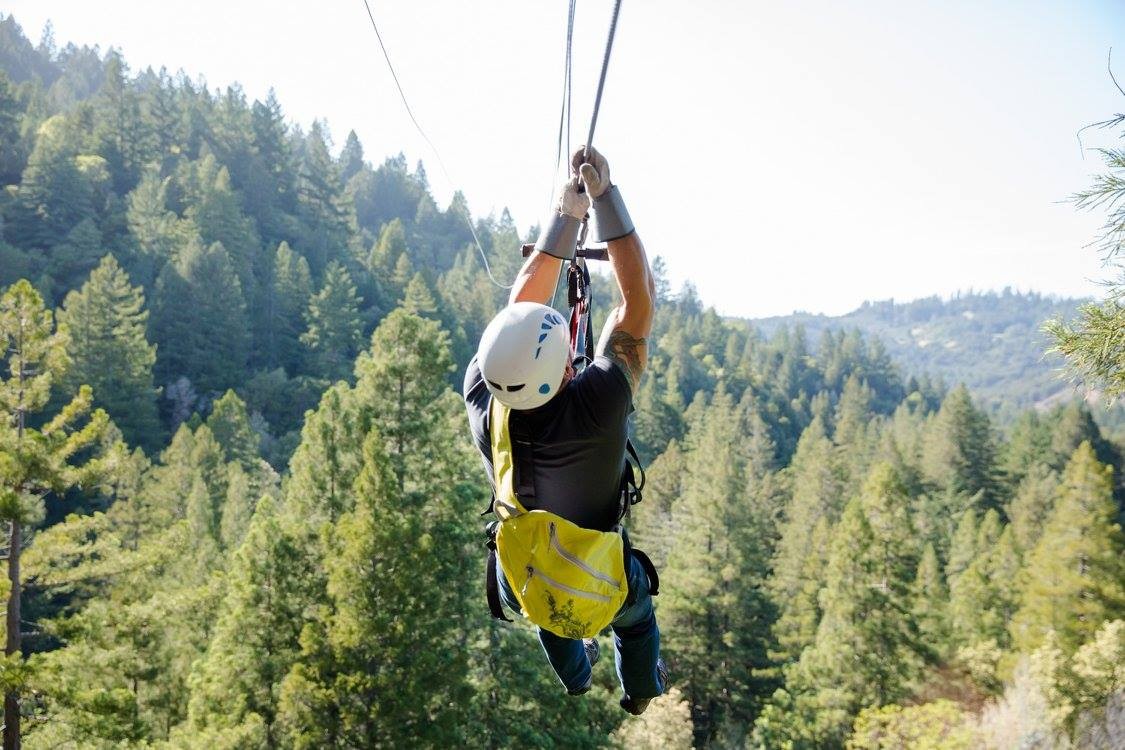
[485,534,513,623]
[509,413,538,501]
[630,547,660,596]
[616,438,647,522]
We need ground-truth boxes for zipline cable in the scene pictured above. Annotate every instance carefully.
[360,0,513,290]
[549,0,578,310]
[584,0,623,159]
[547,0,578,213]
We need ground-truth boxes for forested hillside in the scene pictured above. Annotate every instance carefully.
[752,291,1098,418]
[0,15,1122,750]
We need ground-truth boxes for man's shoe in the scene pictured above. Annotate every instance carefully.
[567,639,602,696]
[619,658,668,716]
[584,638,600,668]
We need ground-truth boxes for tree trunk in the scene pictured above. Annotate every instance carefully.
[4,519,20,750]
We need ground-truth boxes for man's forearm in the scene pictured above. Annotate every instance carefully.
[509,250,563,306]
[606,231,654,332]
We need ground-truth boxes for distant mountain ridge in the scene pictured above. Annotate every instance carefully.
[749,290,1089,416]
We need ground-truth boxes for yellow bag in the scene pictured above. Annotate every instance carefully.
[490,398,627,639]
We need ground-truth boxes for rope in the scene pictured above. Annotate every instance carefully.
[584,0,624,159]
[549,0,578,310]
[360,0,513,290]
[546,0,578,220]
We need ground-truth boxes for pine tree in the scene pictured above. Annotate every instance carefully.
[770,417,845,663]
[629,439,686,571]
[350,309,466,491]
[0,72,23,186]
[300,261,363,381]
[1007,464,1060,552]
[91,51,152,192]
[1046,121,1125,398]
[58,254,161,451]
[125,167,188,287]
[7,115,96,250]
[206,389,260,471]
[246,91,298,248]
[338,130,364,183]
[219,463,255,552]
[293,122,351,275]
[948,511,1018,652]
[921,385,998,509]
[1048,401,1119,472]
[1000,410,1053,487]
[185,474,222,567]
[661,388,777,744]
[45,217,105,301]
[262,241,312,371]
[0,279,117,748]
[912,543,949,654]
[277,309,480,746]
[401,271,438,317]
[152,239,250,394]
[1011,442,1125,653]
[186,497,320,745]
[283,383,364,523]
[183,156,262,302]
[833,374,874,455]
[277,428,471,747]
[945,509,979,582]
[785,463,924,745]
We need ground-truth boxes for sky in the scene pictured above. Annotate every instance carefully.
[7,0,1125,318]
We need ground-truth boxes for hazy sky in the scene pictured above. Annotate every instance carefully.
[8,1,1125,317]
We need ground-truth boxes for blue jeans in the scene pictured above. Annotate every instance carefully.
[497,552,664,699]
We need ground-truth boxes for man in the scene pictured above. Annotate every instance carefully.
[463,146,666,714]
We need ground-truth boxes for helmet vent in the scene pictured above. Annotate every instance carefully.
[486,379,502,390]
[506,384,526,392]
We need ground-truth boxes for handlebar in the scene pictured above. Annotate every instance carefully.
[521,244,608,261]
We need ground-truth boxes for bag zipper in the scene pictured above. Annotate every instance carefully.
[523,565,612,602]
[549,522,622,589]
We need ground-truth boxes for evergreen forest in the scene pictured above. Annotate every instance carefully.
[0,15,1122,750]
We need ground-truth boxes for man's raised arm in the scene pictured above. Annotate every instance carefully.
[508,251,562,306]
[510,176,591,306]
[576,147,654,393]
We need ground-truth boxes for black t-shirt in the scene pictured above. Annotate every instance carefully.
[464,355,632,532]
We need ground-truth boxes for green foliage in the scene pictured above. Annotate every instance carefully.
[770,417,843,663]
[846,700,978,749]
[276,426,472,747]
[1046,127,1125,399]
[58,254,161,451]
[660,388,778,745]
[205,389,260,470]
[758,291,1091,417]
[610,687,694,750]
[922,385,999,509]
[911,543,949,656]
[778,464,926,746]
[1028,619,1125,738]
[1010,442,1125,654]
[0,278,119,746]
[185,497,319,746]
[2,20,1124,749]
[152,238,249,395]
[300,261,363,381]
[262,241,312,371]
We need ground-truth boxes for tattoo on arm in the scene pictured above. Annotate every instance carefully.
[599,329,646,392]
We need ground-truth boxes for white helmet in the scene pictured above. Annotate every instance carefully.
[478,302,570,410]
